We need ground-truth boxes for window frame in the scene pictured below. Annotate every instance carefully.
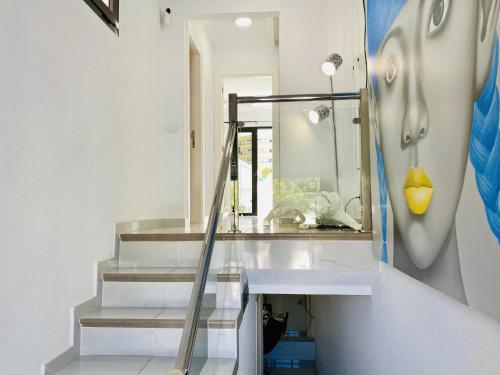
[237,126,273,217]
[83,0,120,35]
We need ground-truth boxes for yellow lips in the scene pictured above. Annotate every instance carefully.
[403,167,433,215]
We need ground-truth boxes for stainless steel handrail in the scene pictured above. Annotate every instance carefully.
[237,92,360,103]
[173,118,239,374]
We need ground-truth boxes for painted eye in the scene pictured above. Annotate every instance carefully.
[428,0,450,37]
[385,60,397,84]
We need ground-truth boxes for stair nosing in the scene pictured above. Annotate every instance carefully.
[80,307,242,330]
[102,272,241,283]
[120,231,373,242]
[80,317,237,329]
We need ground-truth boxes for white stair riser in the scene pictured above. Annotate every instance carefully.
[102,281,243,309]
[119,241,244,268]
[80,327,237,358]
[102,282,215,307]
[217,282,244,309]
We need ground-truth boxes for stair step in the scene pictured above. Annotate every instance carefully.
[118,239,242,268]
[102,267,241,283]
[80,307,240,329]
[55,355,237,375]
[79,307,240,358]
[101,267,246,309]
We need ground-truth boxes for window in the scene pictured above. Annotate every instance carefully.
[84,0,119,35]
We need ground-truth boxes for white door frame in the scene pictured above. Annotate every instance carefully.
[188,37,204,225]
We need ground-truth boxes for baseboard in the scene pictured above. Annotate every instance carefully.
[44,346,79,375]
[44,296,99,375]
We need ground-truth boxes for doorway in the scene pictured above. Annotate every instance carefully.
[237,127,273,218]
[222,75,274,221]
[187,15,279,226]
[189,39,203,225]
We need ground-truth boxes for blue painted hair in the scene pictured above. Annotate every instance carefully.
[471,39,500,243]
[367,0,500,261]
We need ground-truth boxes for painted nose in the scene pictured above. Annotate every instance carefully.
[402,68,429,146]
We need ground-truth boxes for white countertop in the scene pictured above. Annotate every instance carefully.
[236,239,378,295]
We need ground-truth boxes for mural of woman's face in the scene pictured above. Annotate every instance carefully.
[374,0,480,269]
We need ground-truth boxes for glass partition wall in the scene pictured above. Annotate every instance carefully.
[173,90,371,375]
[223,91,371,233]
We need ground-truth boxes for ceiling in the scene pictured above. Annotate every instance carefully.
[223,76,273,98]
[198,16,278,48]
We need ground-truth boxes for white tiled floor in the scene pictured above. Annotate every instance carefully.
[103,267,176,274]
[81,307,164,320]
[136,357,176,374]
[55,356,236,375]
[55,356,151,375]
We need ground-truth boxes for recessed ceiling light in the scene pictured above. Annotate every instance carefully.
[235,17,252,28]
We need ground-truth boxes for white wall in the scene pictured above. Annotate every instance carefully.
[313,263,500,375]
[159,0,366,216]
[0,0,168,374]
[238,295,258,375]
[276,0,365,206]
[188,22,216,218]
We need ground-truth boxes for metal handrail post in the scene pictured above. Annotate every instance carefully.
[172,118,239,374]
[359,88,372,232]
[229,93,241,233]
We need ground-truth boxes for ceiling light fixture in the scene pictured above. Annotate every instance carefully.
[235,17,252,28]
[321,53,343,76]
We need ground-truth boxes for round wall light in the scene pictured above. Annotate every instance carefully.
[321,53,343,76]
[235,17,253,28]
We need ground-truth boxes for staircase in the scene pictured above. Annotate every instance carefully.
[53,233,249,375]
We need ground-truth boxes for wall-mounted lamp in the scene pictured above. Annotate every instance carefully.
[310,52,343,192]
[321,53,343,76]
[308,104,331,125]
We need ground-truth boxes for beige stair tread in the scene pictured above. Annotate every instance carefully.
[120,229,371,241]
[119,223,370,241]
[80,307,240,329]
[102,267,241,283]
[55,356,151,375]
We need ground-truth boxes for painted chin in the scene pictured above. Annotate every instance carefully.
[402,220,442,270]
